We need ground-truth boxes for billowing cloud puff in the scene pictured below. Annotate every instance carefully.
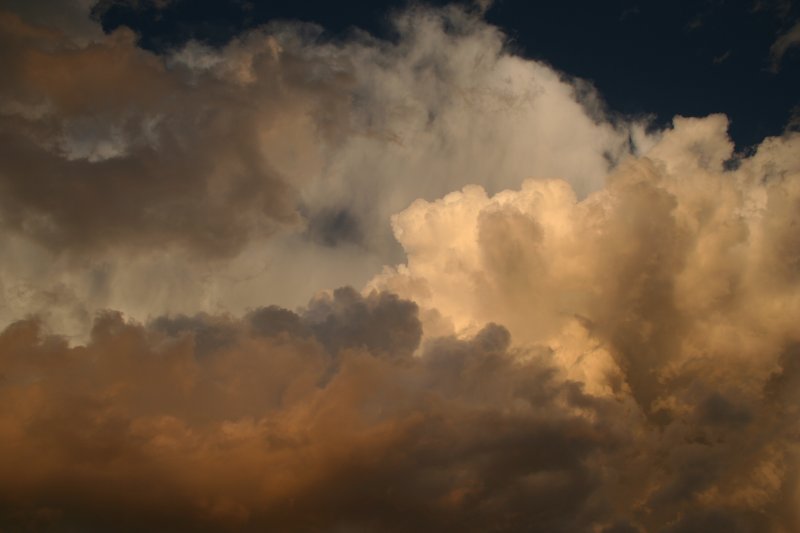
[361,115,800,530]
[373,115,800,399]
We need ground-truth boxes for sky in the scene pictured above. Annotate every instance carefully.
[0,0,799,531]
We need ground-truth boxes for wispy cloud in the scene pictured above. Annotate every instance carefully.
[770,20,800,71]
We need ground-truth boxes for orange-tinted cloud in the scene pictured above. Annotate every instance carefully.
[0,291,629,531]
[1,277,799,530]
[1,3,799,532]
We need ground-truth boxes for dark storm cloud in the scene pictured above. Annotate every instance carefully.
[1,1,800,532]
[0,292,626,532]
[301,287,422,358]
[161,286,423,359]
[151,313,239,357]
[2,274,800,530]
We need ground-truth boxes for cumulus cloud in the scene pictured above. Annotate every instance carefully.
[373,114,800,403]
[0,3,645,336]
[364,115,800,530]
[2,1,800,531]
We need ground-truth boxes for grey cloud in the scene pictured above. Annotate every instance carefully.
[0,13,305,257]
[302,286,422,359]
[160,287,424,359]
[304,207,365,248]
[247,304,311,339]
[698,392,753,428]
[150,313,239,357]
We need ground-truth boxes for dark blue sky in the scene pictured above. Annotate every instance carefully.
[94,0,800,149]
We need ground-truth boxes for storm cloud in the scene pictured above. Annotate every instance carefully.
[0,293,616,531]
[1,1,799,531]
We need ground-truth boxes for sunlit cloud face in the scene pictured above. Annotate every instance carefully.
[1,2,800,532]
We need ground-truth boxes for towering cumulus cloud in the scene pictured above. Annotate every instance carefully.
[1,2,799,532]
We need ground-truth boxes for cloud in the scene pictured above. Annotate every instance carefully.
[363,116,800,529]
[713,50,731,64]
[0,3,647,336]
[770,20,800,71]
[2,116,800,530]
[2,262,799,530]
[0,293,627,531]
[0,4,640,259]
[1,0,103,45]
[1,2,800,531]
[0,11,312,258]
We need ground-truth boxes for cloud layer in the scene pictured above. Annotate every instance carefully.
[1,292,617,531]
[1,2,800,532]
